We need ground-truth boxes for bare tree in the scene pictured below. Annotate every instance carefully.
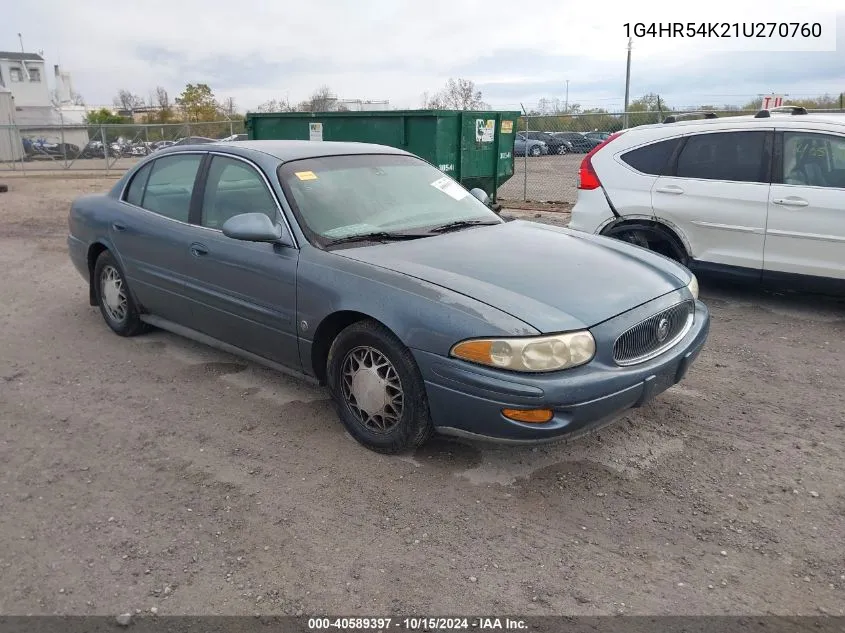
[113,89,145,112]
[424,78,487,110]
[155,86,170,110]
[220,96,238,116]
[307,85,336,112]
[255,98,295,113]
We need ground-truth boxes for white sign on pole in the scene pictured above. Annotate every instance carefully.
[761,95,784,110]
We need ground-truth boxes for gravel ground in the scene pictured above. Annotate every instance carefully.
[1,177,843,616]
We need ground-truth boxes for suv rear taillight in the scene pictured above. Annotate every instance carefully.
[577,131,626,190]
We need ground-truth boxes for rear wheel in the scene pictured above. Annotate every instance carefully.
[326,320,432,454]
[530,145,542,157]
[93,250,146,336]
[602,223,689,266]
[556,144,568,155]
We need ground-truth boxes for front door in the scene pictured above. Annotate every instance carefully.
[182,154,301,370]
[764,130,845,285]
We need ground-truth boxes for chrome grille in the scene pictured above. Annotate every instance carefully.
[613,300,694,366]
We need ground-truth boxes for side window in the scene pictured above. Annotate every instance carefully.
[124,162,153,207]
[141,154,202,222]
[621,138,680,175]
[201,156,278,229]
[675,131,767,183]
[783,132,845,189]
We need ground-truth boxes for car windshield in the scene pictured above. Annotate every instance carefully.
[278,154,502,247]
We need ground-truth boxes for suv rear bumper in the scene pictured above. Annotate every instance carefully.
[569,188,615,234]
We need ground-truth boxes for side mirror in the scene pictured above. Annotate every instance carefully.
[222,212,286,243]
[469,187,491,207]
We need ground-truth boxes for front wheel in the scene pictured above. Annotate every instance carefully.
[530,145,542,157]
[556,145,568,155]
[326,320,432,454]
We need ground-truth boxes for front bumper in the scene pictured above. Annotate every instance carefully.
[414,298,710,444]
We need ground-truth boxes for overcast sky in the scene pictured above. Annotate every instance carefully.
[3,1,842,112]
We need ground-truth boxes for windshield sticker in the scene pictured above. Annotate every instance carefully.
[430,176,468,201]
[295,171,318,181]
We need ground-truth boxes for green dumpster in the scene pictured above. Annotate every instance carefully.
[245,109,520,203]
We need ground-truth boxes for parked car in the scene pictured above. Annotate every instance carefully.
[523,131,569,155]
[172,136,217,146]
[67,140,709,453]
[151,140,176,152]
[569,107,845,294]
[551,132,597,153]
[514,133,548,157]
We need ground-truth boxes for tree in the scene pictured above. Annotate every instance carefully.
[175,83,219,122]
[84,108,128,125]
[255,97,295,113]
[305,85,336,112]
[627,93,669,125]
[113,89,144,112]
[424,78,487,110]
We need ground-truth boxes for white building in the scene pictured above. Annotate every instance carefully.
[0,51,89,160]
[0,51,50,107]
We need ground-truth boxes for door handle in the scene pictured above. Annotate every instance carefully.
[655,186,684,195]
[772,198,809,207]
[190,243,209,257]
[112,222,126,232]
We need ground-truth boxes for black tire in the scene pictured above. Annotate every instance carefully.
[556,144,568,155]
[326,320,433,454]
[93,250,146,336]
[530,145,542,157]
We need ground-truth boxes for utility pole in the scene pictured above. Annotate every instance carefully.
[565,80,569,113]
[623,37,632,128]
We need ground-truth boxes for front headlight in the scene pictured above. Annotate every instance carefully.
[450,331,596,372]
[687,274,699,300]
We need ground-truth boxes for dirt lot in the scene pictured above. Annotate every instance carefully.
[498,154,582,204]
[0,177,843,617]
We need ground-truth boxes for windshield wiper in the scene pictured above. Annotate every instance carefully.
[429,219,502,234]
[324,231,428,247]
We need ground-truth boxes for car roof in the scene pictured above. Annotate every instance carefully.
[155,139,411,162]
[636,112,845,132]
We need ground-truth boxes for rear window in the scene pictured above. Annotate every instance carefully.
[675,131,768,183]
[621,139,680,175]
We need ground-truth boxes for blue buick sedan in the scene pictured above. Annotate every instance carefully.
[67,140,710,453]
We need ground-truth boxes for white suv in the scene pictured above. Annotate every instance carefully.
[568,107,845,294]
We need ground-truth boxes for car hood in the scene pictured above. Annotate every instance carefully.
[335,220,689,333]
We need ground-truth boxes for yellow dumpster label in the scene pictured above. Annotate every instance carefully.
[501,120,514,134]
[295,171,318,181]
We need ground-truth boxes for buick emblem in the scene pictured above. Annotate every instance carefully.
[655,317,671,343]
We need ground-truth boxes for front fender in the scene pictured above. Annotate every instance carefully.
[296,248,539,356]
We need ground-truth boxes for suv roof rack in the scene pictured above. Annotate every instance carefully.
[754,105,808,118]
[663,111,718,124]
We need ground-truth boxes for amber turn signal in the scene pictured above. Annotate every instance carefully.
[501,408,554,423]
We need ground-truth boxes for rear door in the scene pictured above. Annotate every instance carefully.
[651,129,772,277]
[110,152,205,324]
[764,130,845,285]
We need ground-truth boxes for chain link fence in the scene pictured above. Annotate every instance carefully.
[495,108,843,206]
[0,120,245,173]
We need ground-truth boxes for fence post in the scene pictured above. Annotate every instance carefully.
[101,126,109,174]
